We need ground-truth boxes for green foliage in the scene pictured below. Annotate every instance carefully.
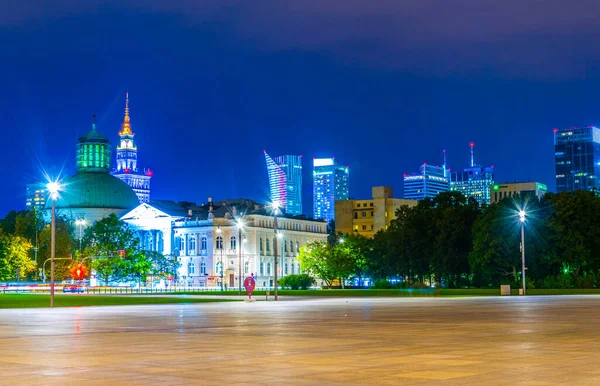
[298,240,354,286]
[278,274,315,290]
[0,233,35,281]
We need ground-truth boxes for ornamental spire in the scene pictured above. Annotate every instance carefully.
[119,92,133,136]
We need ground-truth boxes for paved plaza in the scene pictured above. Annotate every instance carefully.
[2,296,600,385]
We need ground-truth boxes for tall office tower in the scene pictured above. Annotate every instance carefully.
[25,182,46,210]
[403,163,449,201]
[313,158,349,222]
[555,126,600,192]
[111,93,153,203]
[264,151,303,215]
[450,142,494,206]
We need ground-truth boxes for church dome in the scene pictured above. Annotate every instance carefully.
[51,171,139,211]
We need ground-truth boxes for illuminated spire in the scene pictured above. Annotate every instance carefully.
[119,92,133,136]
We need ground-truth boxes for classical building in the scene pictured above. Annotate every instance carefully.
[335,186,417,238]
[450,143,494,206]
[264,151,303,215]
[490,182,548,205]
[47,116,140,223]
[554,126,600,192]
[111,93,153,203]
[313,158,349,222]
[121,198,328,288]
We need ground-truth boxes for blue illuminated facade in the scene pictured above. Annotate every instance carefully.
[554,126,600,192]
[450,143,494,205]
[264,151,303,215]
[404,164,449,200]
[313,158,349,222]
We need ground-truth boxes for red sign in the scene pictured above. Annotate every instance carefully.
[243,277,256,298]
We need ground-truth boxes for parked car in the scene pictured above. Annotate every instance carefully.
[62,285,85,293]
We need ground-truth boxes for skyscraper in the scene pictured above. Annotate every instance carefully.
[313,158,349,222]
[450,143,494,206]
[264,151,303,215]
[111,93,153,203]
[555,126,600,192]
[403,163,449,201]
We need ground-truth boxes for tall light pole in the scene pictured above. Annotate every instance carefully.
[217,226,223,291]
[272,203,280,301]
[519,210,526,296]
[75,219,86,253]
[236,218,244,295]
[47,181,60,308]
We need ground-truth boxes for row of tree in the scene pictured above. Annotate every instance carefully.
[0,210,178,284]
[300,190,600,289]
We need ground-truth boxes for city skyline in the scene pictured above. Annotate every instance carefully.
[5,2,600,216]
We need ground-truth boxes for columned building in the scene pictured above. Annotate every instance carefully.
[121,198,328,288]
[111,93,153,203]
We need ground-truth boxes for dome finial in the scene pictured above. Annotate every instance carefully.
[119,92,133,136]
[92,114,96,130]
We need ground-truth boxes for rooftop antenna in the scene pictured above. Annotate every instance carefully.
[442,149,448,177]
[469,142,475,167]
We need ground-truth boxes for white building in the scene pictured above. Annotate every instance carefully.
[120,198,328,289]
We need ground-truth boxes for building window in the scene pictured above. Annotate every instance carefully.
[187,261,195,275]
[267,262,271,275]
[370,225,374,230]
[371,211,374,217]
[291,262,295,274]
[260,263,264,275]
[216,262,222,275]
[290,240,294,253]
[188,235,196,254]
[245,261,249,274]
[260,237,263,251]
[284,239,287,252]
[354,212,358,219]
[201,236,207,250]
[200,262,206,274]
[296,241,299,253]
[179,237,185,254]
[230,236,236,250]
[370,203,374,207]
[285,263,288,275]
[362,225,367,230]
[356,203,360,208]
[266,238,270,252]
[216,236,223,250]
[362,211,366,217]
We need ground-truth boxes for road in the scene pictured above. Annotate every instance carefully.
[2,296,600,385]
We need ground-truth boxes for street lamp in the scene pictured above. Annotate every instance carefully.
[217,226,223,291]
[75,219,86,252]
[47,180,61,308]
[519,210,526,296]
[236,218,244,295]
[271,202,280,300]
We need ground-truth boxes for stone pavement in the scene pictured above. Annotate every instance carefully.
[2,296,600,385]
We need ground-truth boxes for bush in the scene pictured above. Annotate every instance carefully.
[373,279,393,289]
[409,282,430,289]
[278,274,315,290]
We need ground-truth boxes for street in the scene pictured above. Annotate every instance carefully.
[2,296,600,385]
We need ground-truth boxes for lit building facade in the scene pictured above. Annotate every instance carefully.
[313,158,349,222]
[554,126,600,192]
[335,186,417,238]
[121,198,328,288]
[490,182,548,204]
[25,182,46,210]
[450,143,494,205]
[404,164,449,201]
[111,93,152,203]
[264,151,303,215]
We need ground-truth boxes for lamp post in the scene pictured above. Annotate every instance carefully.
[236,219,244,295]
[519,210,526,296]
[217,226,223,291]
[75,219,86,252]
[47,181,60,308]
[272,203,280,301]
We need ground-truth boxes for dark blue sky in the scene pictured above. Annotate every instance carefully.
[2,1,600,217]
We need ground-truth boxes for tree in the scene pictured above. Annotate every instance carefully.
[0,232,35,281]
[338,234,372,286]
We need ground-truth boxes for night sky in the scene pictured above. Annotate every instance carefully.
[2,1,600,217]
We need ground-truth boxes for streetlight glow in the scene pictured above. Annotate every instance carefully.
[519,210,526,223]
[46,181,61,199]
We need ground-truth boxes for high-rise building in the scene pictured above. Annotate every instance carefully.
[490,182,547,204]
[335,186,417,238]
[450,143,494,206]
[25,182,46,210]
[264,151,303,215]
[313,158,349,222]
[554,126,600,192]
[403,163,449,201]
[111,93,153,203]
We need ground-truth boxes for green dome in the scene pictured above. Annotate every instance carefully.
[51,171,139,210]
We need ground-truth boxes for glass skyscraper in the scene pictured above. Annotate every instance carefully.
[450,143,494,205]
[264,151,303,215]
[555,126,600,192]
[313,158,349,222]
[403,164,449,200]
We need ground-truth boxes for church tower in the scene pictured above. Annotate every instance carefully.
[111,93,152,203]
